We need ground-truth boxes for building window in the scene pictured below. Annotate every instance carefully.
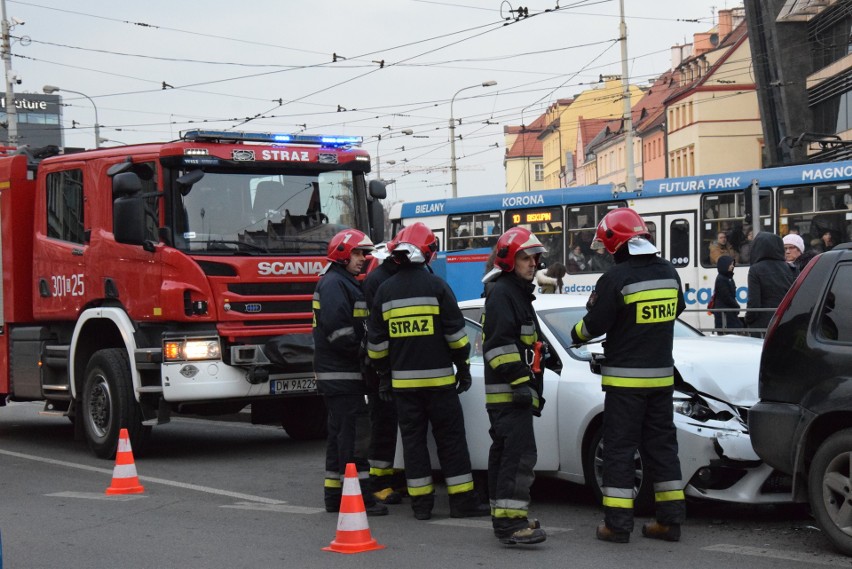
[534,163,544,181]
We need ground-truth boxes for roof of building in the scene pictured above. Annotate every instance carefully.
[505,113,547,159]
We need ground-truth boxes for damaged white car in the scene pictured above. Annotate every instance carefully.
[454,295,792,510]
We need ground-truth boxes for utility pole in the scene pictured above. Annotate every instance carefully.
[1,0,18,146]
[619,0,636,192]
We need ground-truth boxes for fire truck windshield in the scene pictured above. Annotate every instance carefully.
[176,170,358,255]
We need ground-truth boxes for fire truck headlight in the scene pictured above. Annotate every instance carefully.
[164,338,221,361]
[184,340,221,360]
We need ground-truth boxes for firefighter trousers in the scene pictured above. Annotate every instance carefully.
[602,389,686,533]
[323,394,375,511]
[368,393,403,493]
[487,406,537,538]
[395,388,477,516]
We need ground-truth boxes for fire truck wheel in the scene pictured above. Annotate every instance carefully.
[81,348,149,459]
[280,396,327,440]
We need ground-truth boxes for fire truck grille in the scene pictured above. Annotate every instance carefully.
[228,282,316,295]
[228,300,312,315]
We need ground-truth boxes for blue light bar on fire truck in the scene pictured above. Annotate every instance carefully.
[181,130,363,147]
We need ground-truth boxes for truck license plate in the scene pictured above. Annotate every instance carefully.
[269,377,316,395]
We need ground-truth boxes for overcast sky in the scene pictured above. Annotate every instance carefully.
[7,0,730,202]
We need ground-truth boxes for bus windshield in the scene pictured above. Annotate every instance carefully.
[175,170,358,255]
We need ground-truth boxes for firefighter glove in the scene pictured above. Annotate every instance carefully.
[512,385,534,409]
[378,372,393,402]
[455,365,472,394]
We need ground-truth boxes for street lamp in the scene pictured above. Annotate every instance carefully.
[450,80,497,198]
[376,128,413,180]
[42,85,101,149]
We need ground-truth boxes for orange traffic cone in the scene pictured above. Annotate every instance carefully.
[105,428,144,495]
[323,463,384,554]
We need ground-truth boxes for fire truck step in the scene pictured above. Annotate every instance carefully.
[39,400,70,417]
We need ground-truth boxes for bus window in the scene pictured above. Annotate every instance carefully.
[447,212,500,251]
[669,218,690,268]
[701,193,763,267]
[645,221,657,245]
[505,207,564,264]
[779,185,851,251]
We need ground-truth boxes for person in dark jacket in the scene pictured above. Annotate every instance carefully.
[361,243,404,506]
[745,232,797,336]
[712,255,743,333]
[313,229,387,516]
[481,226,549,546]
[367,222,488,521]
[570,208,686,544]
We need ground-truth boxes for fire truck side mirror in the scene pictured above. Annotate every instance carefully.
[113,172,143,199]
[369,199,385,244]
[369,179,387,200]
[114,197,148,246]
[176,169,205,196]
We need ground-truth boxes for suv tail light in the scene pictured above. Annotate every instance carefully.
[763,256,818,346]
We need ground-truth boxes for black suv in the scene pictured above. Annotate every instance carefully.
[750,243,852,555]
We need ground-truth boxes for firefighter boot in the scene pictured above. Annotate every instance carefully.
[499,526,547,545]
[596,524,630,543]
[641,521,681,542]
[373,487,403,505]
[364,502,389,516]
[449,492,490,518]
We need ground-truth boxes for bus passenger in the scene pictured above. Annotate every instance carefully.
[709,231,737,265]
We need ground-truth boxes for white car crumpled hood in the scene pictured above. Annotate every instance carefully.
[673,335,763,407]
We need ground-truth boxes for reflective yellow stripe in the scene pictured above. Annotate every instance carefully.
[655,490,685,502]
[623,288,678,304]
[574,320,589,341]
[407,484,434,496]
[392,376,456,388]
[446,481,474,495]
[493,508,528,519]
[602,375,674,388]
[370,467,395,477]
[312,300,320,309]
[509,376,530,386]
[489,352,521,368]
[602,496,633,509]
[324,479,342,489]
[353,308,369,317]
[520,334,536,345]
[486,393,514,404]
[383,305,440,320]
[448,336,469,349]
[368,348,389,359]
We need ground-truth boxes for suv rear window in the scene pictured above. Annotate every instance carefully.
[818,264,852,343]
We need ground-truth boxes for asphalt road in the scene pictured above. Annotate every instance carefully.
[0,401,848,569]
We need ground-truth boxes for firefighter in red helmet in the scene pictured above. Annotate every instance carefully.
[481,226,548,545]
[366,222,489,521]
[570,207,686,543]
[313,229,387,516]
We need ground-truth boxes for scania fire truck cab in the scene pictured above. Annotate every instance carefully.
[0,130,386,458]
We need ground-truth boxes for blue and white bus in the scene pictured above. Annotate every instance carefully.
[390,161,852,327]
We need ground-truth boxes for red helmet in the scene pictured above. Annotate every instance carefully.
[593,207,650,254]
[327,229,375,265]
[494,227,547,273]
[391,222,438,264]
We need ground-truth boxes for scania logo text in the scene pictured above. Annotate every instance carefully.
[244,303,262,313]
[257,261,326,276]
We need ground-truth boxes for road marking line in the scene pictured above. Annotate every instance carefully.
[703,544,850,567]
[0,448,286,505]
[221,502,325,514]
[429,518,571,534]
[47,491,145,502]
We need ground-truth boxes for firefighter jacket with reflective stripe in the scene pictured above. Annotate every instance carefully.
[366,264,470,390]
[312,263,368,396]
[570,254,685,392]
[482,272,544,410]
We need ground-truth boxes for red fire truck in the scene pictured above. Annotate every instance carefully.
[0,130,386,457]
